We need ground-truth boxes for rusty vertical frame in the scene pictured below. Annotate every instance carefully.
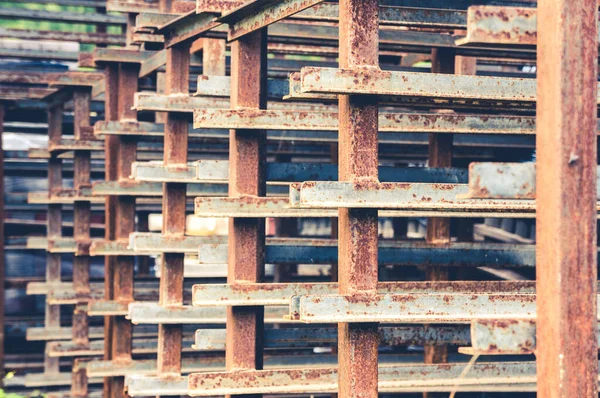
[45,104,63,375]
[103,63,118,398]
[423,48,455,388]
[114,63,139,390]
[157,43,190,379]
[102,60,139,398]
[536,0,598,396]
[200,38,226,76]
[337,0,379,397]
[71,87,92,398]
[226,28,268,398]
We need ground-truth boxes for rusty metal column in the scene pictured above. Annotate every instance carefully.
[157,43,190,383]
[226,29,267,398]
[337,1,379,397]
[113,63,139,397]
[72,87,93,398]
[536,0,598,396]
[103,63,118,398]
[424,49,455,377]
[45,104,63,375]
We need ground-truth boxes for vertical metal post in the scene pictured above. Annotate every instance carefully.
[112,62,139,392]
[72,88,92,348]
[103,60,138,398]
[45,104,63,375]
[423,48,455,384]
[157,43,190,381]
[103,63,118,398]
[536,0,598,396]
[337,1,379,396]
[71,87,92,398]
[201,38,226,76]
[226,29,267,398]
[103,64,119,398]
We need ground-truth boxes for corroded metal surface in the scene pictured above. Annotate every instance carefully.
[536,0,599,396]
[7,1,600,397]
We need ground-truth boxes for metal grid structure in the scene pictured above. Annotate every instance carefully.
[0,0,598,397]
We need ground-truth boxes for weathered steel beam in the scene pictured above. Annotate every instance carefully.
[334,1,380,397]
[536,0,599,395]
[198,195,540,218]
[133,160,468,184]
[218,0,325,41]
[291,181,537,212]
[134,92,228,112]
[0,6,126,24]
[196,240,540,267]
[194,325,471,351]
[193,281,536,306]
[127,303,290,324]
[299,67,539,102]
[456,6,537,47]
[423,48,456,386]
[291,293,546,323]
[193,108,537,134]
[71,86,93,398]
[158,11,220,48]
[155,40,191,383]
[187,362,541,396]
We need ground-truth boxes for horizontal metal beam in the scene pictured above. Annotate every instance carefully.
[134,92,228,112]
[194,325,471,351]
[187,362,541,396]
[456,6,537,47]
[49,139,104,152]
[291,293,593,323]
[468,320,600,355]
[28,190,104,204]
[129,232,226,253]
[218,0,325,41]
[47,337,196,358]
[0,28,125,45]
[94,120,536,148]
[299,67,541,102]
[125,375,188,397]
[466,162,600,199]
[193,281,537,306]
[24,373,102,388]
[194,108,537,134]
[91,180,240,196]
[157,11,220,48]
[0,6,126,24]
[127,303,291,324]
[196,195,538,218]
[291,181,541,212]
[93,48,154,64]
[197,240,542,266]
[133,160,467,184]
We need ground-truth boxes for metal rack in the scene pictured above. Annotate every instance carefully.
[1,0,598,397]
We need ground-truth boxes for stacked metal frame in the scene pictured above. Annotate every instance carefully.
[1,0,599,397]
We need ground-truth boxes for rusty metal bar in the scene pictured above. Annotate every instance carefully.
[424,48,456,382]
[456,6,537,47]
[536,0,599,396]
[157,42,190,381]
[44,104,64,379]
[217,0,325,41]
[335,0,379,396]
[71,87,92,398]
[221,25,268,398]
